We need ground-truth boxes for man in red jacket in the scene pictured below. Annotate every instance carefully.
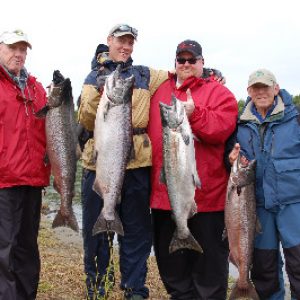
[0,29,50,299]
[148,39,238,299]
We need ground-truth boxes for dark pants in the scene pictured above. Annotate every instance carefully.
[81,169,112,286]
[251,205,300,299]
[0,186,42,300]
[118,167,152,298]
[152,210,229,300]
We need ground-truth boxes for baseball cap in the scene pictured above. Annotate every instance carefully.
[176,40,202,58]
[248,69,277,87]
[0,29,32,49]
[108,24,138,40]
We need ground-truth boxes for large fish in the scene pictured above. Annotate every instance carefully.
[160,95,202,254]
[225,158,259,300]
[92,65,134,236]
[37,70,79,232]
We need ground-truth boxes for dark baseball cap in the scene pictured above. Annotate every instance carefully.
[176,40,202,58]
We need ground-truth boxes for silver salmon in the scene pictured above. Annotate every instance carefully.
[37,70,79,232]
[160,95,202,254]
[225,158,259,300]
[92,65,134,236]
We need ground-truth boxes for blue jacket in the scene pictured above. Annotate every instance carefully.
[237,89,300,209]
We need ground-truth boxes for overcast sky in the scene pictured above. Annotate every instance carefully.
[2,0,300,104]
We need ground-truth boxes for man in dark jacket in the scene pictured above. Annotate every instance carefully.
[0,29,50,299]
[229,69,300,300]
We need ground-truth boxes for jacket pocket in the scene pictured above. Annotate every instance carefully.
[273,158,300,204]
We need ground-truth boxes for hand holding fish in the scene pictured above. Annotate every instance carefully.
[229,143,249,167]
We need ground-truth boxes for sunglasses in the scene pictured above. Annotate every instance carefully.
[176,57,201,65]
[112,25,138,39]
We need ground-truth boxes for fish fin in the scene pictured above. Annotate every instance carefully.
[52,208,79,232]
[116,196,122,204]
[229,252,237,266]
[35,105,50,118]
[192,134,201,143]
[222,228,227,240]
[92,179,103,198]
[92,211,124,236]
[169,231,203,254]
[193,171,201,189]
[43,153,50,165]
[229,281,259,300]
[76,144,82,160]
[129,143,136,161]
[256,218,263,234]
[159,167,167,185]
[53,180,60,194]
[181,130,190,145]
[188,201,197,219]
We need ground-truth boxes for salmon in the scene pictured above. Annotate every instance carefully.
[160,95,202,254]
[225,158,260,300]
[92,65,134,236]
[37,70,79,232]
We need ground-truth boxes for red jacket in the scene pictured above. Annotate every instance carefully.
[0,66,50,188]
[148,73,238,212]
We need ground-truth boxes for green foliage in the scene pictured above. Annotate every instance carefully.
[293,94,300,106]
[238,99,245,115]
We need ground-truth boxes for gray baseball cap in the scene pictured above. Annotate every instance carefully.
[248,69,277,87]
[108,24,138,40]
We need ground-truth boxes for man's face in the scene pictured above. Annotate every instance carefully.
[0,42,28,76]
[107,35,134,62]
[248,83,280,113]
[175,51,204,83]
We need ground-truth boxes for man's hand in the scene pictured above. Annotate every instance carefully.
[184,89,195,118]
[209,69,226,85]
[229,143,249,166]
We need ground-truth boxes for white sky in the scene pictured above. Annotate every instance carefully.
[2,0,300,104]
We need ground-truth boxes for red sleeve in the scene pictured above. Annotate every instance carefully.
[189,82,238,144]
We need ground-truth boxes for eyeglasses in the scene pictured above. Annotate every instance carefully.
[112,25,138,39]
[176,57,201,65]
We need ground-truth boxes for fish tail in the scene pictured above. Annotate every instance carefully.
[92,211,124,236]
[229,281,259,300]
[52,208,79,232]
[169,232,203,254]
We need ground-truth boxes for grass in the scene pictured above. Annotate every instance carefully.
[37,218,169,300]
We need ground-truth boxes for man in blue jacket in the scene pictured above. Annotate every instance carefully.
[229,69,300,299]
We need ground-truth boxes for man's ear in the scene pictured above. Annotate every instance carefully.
[107,35,113,46]
[274,83,280,95]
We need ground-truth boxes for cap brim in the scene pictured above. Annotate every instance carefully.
[113,32,137,40]
[3,37,32,49]
[248,80,273,88]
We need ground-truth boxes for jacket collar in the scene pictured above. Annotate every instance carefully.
[168,72,208,91]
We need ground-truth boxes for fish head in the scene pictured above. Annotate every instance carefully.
[231,158,256,187]
[47,70,73,108]
[105,64,134,105]
[159,95,184,129]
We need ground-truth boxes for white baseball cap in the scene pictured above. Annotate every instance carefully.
[0,29,32,49]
